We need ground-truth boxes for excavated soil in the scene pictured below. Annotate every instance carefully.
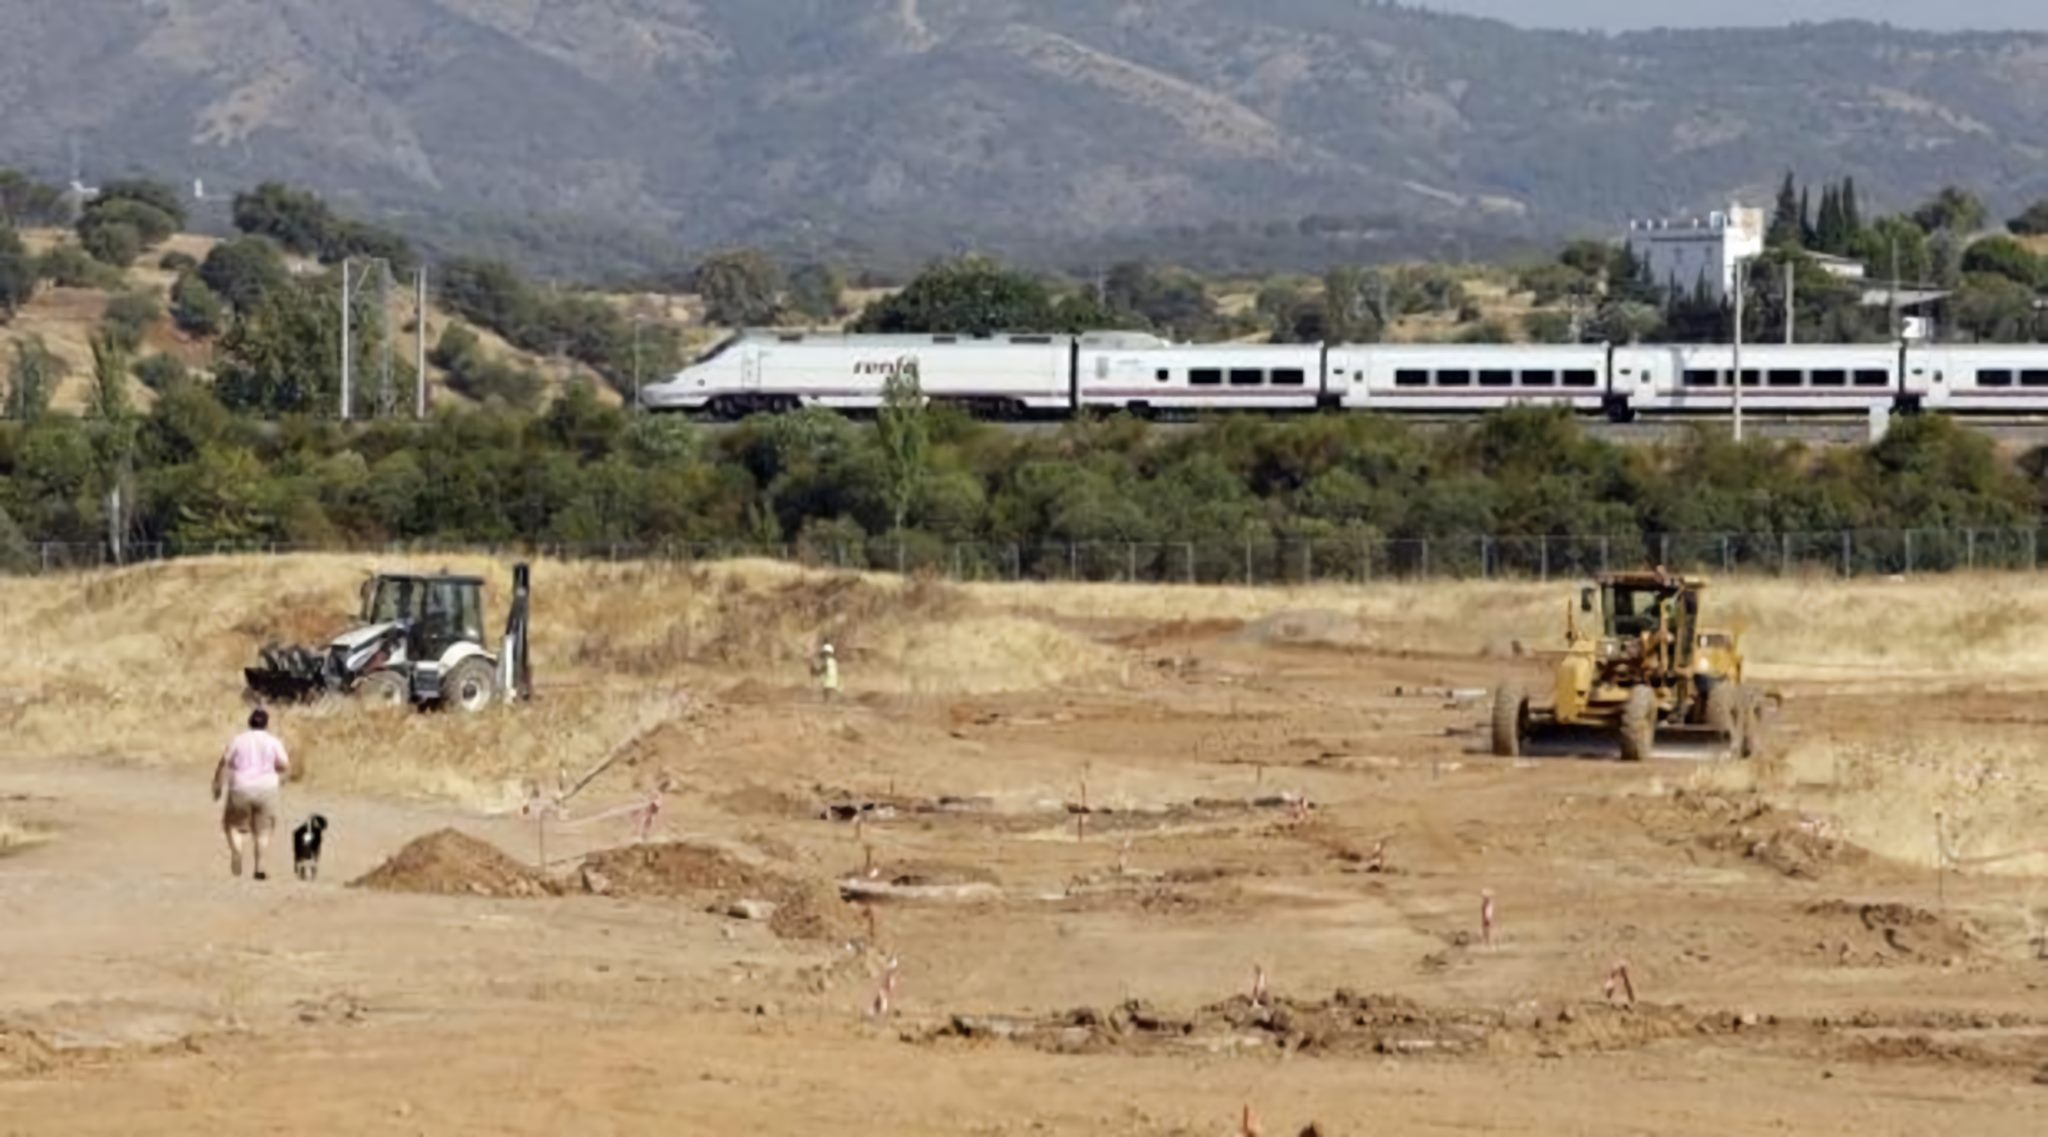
[350,829,558,898]
[572,841,862,944]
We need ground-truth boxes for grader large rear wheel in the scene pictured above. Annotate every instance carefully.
[1617,685,1655,762]
[1490,682,1526,758]
[1705,681,1747,760]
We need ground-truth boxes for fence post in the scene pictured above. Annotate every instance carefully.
[2031,529,2039,573]
[1905,530,1915,576]
[952,543,964,581]
[1420,538,1430,580]
[1781,533,1792,577]
[1010,543,1022,581]
[1243,535,1254,586]
[1302,541,1313,584]
[1840,530,1851,578]
[1068,542,1079,581]
[1479,536,1492,581]
[1599,535,1609,575]
[1127,542,1137,583]
[1658,532,1671,569]
[1359,539,1371,586]
[1966,529,1976,571]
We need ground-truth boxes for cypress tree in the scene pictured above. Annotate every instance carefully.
[1770,171,1802,248]
[1842,177,1862,236]
[1799,186,1814,247]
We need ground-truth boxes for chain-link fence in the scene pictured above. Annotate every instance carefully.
[11,527,2048,584]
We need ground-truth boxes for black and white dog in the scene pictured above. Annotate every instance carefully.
[292,815,329,881]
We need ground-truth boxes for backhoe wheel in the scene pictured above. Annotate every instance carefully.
[1705,682,1747,760]
[356,669,411,712]
[1490,682,1527,758]
[443,657,499,714]
[1617,685,1655,763]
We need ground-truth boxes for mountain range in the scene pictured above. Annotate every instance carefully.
[3,1,2046,274]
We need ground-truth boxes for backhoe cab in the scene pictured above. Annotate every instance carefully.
[1492,570,1761,762]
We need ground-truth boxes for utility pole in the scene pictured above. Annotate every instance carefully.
[378,260,394,417]
[1783,259,1795,345]
[415,266,429,420]
[1732,257,1746,444]
[631,314,644,413]
[339,258,352,422]
[1889,237,1901,342]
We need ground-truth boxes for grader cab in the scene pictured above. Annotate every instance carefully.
[1491,571,1761,762]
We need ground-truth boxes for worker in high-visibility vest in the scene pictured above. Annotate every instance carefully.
[815,642,840,702]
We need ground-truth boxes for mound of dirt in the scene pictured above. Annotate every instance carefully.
[576,842,783,898]
[351,830,557,899]
[1805,900,1981,962]
[1638,789,1868,880]
[572,841,862,944]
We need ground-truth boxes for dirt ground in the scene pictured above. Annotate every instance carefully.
[3,559,2047,1134]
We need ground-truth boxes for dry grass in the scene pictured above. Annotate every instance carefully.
[1,555,2041,804]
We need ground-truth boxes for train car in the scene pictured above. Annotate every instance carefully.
[1901,345,2048,413]
[639,332,1082,418]
[1075,340,1324,415]
[1327,344,1613,414]
[1618,343,1899,415]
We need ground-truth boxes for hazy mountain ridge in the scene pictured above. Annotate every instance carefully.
[3,1,2045,269]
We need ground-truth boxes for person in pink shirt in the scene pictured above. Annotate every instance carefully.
[212,708,291,880]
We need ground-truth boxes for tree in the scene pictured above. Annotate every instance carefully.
[1959,236,2043,289]
[1768,171,1803,248]
[78,218,142,267]
[232,182,413,268]
[0,170,66,227]
[1322,266,1383,343]
[214,279,347,414]
[101,289,161,352]
[695,249,785,327]
[1522,310,1575,343]
[37,242,117,289]
[170,273,226,336]
[786,262,846,323]
[5,335,64,422]
[875,370,930,533]
[133,353,189,392]
[87,331,132,420]
[200,237,291,313]
[854,257,1057,335]
[1517,261,1592,307]
[1949,273,2038,342]
[1589,300,1663,345]
[1912,186,1989,236]
[0,224,34,320]
[94,179,187,231]
[2008,200,2048,237]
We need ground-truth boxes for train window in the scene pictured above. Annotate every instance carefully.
[1520,370,1556,387]
[1767,369,1802,387]
[778,333,805,343]
[1811,370,1847,387]
[1095,357,1109,380]
[1271,369,1307,387]
[2023,371,2048,388]
[1479,369,1513,388]
[1229,369,1264,387]
[1683,369,1719,388]
[1395,370,1428,387]
[1190,369,1223,387]
[1156,369,1170,383]
[1436,370,1472,387]
[1978,369,2014,387]
[933,336,957,344]
[1738,370,1761,388]
[1011,336,1053,345]
[1563,370,1597,388]
[1854,370,1889,388]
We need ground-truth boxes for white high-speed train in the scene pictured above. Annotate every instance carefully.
[638,331,2048,419]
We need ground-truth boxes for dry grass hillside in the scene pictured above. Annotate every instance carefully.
[3,229,676,411]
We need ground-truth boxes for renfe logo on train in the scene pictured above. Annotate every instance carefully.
[853,356,920,379]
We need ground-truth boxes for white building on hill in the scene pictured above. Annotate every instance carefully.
[1625,204,1765,302]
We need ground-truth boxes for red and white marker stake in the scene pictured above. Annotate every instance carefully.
[1240,1104,1262,1137]
[1366,838,1387,873]
[1480,889,1497,948]
[1604,960,1636,1006]
[1250,964,1269,1008]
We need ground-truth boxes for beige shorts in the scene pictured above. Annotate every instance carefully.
[223,787,279,833]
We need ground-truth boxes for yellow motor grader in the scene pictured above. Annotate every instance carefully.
[1491,570,1760,762]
